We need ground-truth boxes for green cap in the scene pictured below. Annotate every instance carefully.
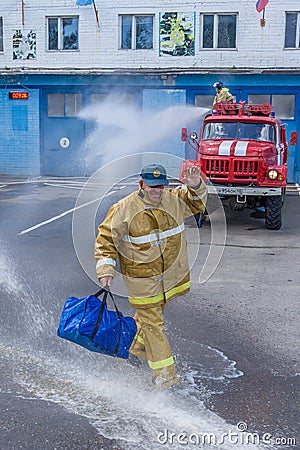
[140,164,169,187]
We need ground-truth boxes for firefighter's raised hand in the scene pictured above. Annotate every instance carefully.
[183,165,202,188]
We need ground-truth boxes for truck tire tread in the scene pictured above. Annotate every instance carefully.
[265,195,282,230]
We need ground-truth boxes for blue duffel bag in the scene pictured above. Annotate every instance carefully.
[57,288,137,359]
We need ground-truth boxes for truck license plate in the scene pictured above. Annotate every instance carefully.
[215,186,244,195]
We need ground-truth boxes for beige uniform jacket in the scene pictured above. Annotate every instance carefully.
[213,87,234,105]
[95,182,207,308]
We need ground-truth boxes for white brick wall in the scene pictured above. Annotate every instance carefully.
[0,0,299,71]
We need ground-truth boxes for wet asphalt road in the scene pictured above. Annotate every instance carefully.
[0,176,299,450]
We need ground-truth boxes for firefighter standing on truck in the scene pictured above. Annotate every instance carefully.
[213,81,234,105]
[95,164,207,389]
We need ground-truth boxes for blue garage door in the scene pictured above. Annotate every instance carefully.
[41,90,86,176]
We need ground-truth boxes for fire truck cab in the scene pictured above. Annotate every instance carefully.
[180,102,298,230]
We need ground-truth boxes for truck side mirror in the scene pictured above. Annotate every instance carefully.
[289,131,298,146]
[190,132,198,141]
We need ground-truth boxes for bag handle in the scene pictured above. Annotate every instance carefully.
[94,287,121,316]
[90,287,122,355]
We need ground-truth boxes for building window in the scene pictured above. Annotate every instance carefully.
[272,95,295,120]
[120,15,153,49]
[90,93,135,105]
[201,14,237,49]
[0,18,3,52]
[248,94,295,120]
[248,94,271,104]
[47,17,79,51]
[285,13,300,48]
[48,93,82,117]
[90,94,110,104]
[195,95,214,109]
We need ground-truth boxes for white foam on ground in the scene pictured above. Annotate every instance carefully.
[0,253,21,294]
[173,337,244,389]
[0,343,271,450]
[0,247,54,338]
[0,243,269,450]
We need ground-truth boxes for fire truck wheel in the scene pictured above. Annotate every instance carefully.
[265,195,282,230]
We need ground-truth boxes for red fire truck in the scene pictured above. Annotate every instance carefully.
[180,102,298,230]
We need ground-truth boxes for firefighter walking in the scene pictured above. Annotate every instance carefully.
[95,164,207,389]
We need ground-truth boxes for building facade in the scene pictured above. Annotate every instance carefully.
[0,0,299,181]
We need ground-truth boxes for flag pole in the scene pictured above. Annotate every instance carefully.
[22,0,25,26]
[92,0,100,29]
[260,8,266,27]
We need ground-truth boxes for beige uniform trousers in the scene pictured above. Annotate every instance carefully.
[129,304,178,389]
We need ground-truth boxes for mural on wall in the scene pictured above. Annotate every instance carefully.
[159,12,195,57]
[13,30,36,59]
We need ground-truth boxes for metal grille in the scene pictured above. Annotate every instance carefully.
[205,159,229,178]
[233,160,259,179]
[204,158,259,181]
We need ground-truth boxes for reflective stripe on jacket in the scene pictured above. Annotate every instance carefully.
[95,182,207,308]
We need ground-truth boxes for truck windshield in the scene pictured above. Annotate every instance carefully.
[203,122,275,143]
